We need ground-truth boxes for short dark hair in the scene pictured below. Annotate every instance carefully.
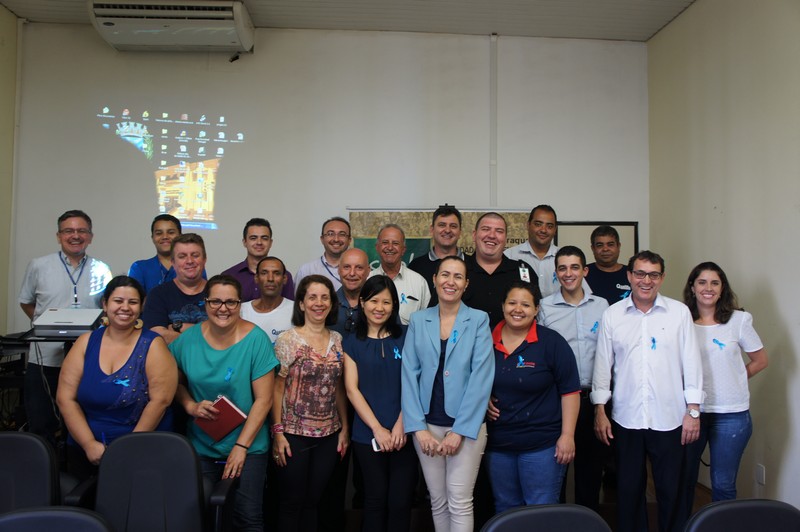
[474,212,507,232]
[354,275,403,340]
[436,255,469,280]
[627,250,665,273]
[683,262,740,324]
[243,218,272,240]
[432,204,462,226]
[170,233,206,259]
[150,214,182,235]
[555,245,586,268]
[590,225,619,245]
[527,204,557,224]
[206,274,243,300]
[292,274,339,327]
[504,280,542,307]
[321,217,351,236]
[58,210,92,232]
[103,275,145,304]
[255,256,287,275]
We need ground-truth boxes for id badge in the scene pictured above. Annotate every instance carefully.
[519,266,530,283]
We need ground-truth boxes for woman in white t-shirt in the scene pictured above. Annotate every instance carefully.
[681,262,768,514]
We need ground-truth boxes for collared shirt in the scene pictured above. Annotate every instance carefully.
[128,255,176,294]
[504,241,560,298]
[19,252,113,366]
[331,286,360,337]
[591,294,704,431]
[408,248,465,308]
[222,259,295,302]
[538,289,609,387]
[295,255,342,292]
[463,254,537,329]
[369,263,430,325]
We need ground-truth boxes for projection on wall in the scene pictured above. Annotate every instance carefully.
[96,107,245,230]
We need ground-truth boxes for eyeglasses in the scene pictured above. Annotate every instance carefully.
[59,228,92,236]
[323,231,350,239]
[631,270,663,281]
[205,299,242,310]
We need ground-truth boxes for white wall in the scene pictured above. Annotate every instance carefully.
[8,24,648,331]
[649,0,800,504]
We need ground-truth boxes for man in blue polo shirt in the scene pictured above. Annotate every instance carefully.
[128,214,182,294]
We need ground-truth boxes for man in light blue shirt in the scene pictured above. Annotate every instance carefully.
[538,245,608,511]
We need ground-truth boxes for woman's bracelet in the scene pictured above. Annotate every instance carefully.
[234,442,250,451]
[271,423,285,434]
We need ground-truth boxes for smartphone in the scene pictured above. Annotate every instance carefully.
[371,438,380,452]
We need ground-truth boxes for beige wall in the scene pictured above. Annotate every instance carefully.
[0,6,17,335]
[649,0,800,503]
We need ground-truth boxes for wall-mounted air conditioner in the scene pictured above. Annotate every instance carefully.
[89,0,255,52]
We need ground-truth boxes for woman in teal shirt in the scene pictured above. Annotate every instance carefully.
[171,274,278,532]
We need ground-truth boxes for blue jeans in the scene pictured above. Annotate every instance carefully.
[486,445,566,513]
[683,411,752,513]
[201,453,267,532]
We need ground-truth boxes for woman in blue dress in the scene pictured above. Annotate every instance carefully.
[343,275,416,532]
[58,275,177,480]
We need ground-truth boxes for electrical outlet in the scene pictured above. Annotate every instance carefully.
[756,463,766,485]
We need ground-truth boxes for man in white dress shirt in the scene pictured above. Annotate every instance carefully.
[591,250,703,532]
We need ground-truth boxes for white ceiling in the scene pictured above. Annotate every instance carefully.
[0,0,694,42]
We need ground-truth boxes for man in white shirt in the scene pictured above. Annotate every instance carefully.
[295,217,351,291]
[369,224,430,325]
[538,246,609,511]
[239,256,293,343]
[503,204,561,298]
[591,250,703,532]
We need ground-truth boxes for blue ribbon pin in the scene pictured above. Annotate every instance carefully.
[400,293,408,304]
[393,347,401,360]
[590,321,599,334]
[113,378,130,387]
[552,272,558,284]
[451,329,459,343]
[713,339,726,350]
[224,367,234,382]
[651,337,657,350]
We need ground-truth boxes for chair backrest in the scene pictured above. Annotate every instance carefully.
[0,506,113,532]
[0,432,58,513]
[94,432,206,532]
[684,499,800,532]
[481,503,612,532]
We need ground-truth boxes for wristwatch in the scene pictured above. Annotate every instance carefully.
[687,408,700,419]
[171,320,184,333]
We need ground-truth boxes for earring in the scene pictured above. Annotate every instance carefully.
[134,319,144,330]
[101,316,109,327]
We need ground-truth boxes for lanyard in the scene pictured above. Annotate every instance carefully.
[60,252,88,308]
[320,256,341,283]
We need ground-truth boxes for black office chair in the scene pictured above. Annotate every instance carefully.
[481,503,612,532]
[0,506,112,532]
[0,431,59,513]
[684,498,800,532]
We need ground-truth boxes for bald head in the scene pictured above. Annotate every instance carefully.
[339,248,371,296]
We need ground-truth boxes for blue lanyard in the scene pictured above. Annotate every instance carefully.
[320,256,341,283]
[60,252,87,307]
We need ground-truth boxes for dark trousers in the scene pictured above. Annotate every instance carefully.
[614,423,685,532]
[573,392,613,510]
[24,363,62,449]
[352,442,418,532]
[277,433,340,532]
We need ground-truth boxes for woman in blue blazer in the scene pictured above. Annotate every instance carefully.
[401,256,494,532]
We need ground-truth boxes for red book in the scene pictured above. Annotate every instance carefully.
[194,395,248,442]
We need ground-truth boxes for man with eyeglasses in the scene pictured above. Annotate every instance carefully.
[294,217,352,292]
[369,224,430,325]
[591,250,703,532]
[142,233,209,345]
[223,218,295,302]
[19,209,113,448]
[240,256,293,343]
[504,204,564,298]
[331,248,371,337]
[586,225,630,305]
